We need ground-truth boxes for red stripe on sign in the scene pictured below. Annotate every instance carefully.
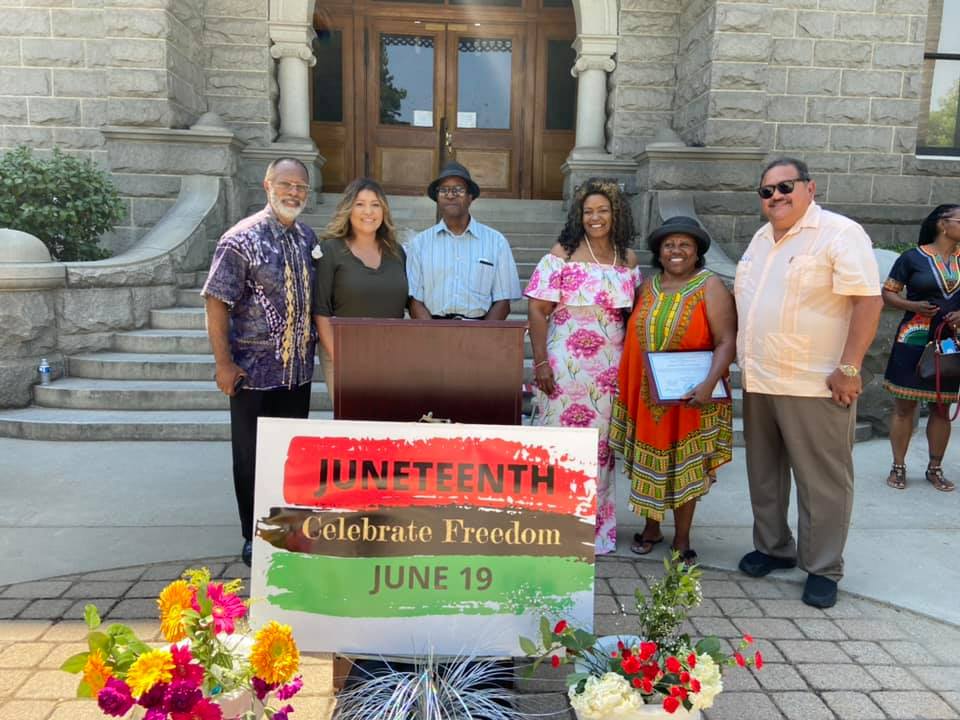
[283,436,595,517]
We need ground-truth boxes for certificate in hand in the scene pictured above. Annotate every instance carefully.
[644,350,730,405]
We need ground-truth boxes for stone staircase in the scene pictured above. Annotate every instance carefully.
[0,194,872,443]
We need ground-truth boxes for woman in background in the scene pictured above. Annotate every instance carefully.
[313,178,408,395]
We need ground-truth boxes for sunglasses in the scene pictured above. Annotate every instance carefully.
[757,178,808,200]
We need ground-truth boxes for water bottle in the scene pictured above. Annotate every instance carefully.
[38,358,51,385]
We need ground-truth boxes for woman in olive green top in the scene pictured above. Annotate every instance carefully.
[312,178,409,393]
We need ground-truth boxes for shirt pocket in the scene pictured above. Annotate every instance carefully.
[470,258,495,298]
[785,253,832,298]
[763,332,810,382]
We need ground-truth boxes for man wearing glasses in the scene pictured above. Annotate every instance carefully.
[734,157,883,608]
[202,157,317,567]
[407,161,521,320]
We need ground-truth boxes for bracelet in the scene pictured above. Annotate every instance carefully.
[534,360,550,369]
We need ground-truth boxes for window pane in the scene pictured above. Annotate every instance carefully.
[542,0,573,6]
[545,38,576,130]
[380,34,435,126]
[451,0,521,5]
[936,0,960,53]
[312,30,343,123]
[457,38,512,129]
[920,59,960,150]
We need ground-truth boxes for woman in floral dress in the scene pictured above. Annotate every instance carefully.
[525,178,642,554]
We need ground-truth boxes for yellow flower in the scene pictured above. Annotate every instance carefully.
[249,621,300,684]
[82,649,113,694]
[125,649,175,697]
[158,579,194,642]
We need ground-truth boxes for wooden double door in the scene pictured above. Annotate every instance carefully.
[311,2,576,199]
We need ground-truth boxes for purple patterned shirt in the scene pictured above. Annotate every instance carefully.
[202,206,317,390]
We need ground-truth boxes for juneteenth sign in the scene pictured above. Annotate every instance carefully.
[249,419,598,656]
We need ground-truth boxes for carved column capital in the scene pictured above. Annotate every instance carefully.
[270,42,316,67]
[572,54,616,77]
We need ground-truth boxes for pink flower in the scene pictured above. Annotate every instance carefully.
[145,709,168,720]
[193,583,246,635]
[272,705,295,720]
[548,271,562,290]
[597,440,611,470]
[560,403,596,427]
[526,269,541,292]
[164,680,201,713]
[596,366,619,395]
[98,678,135,717]
[171,697,223,720]
[552,307,571,325]
[252,676,276,701]
[170,645,204,687]
[565,328,605,358]
[595,290,613,309]
[276,676,303,701]
[560,265,588,292]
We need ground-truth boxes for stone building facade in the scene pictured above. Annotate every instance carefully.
[0,0,957,258]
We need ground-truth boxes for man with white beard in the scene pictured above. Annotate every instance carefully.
[202,157,317,566]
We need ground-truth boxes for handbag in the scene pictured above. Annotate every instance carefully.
[916,320,960,416]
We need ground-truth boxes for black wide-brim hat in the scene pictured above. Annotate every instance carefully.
[646,215,712,253]
[427,161,481,201]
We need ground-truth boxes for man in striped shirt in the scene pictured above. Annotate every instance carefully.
[407,162,521,320]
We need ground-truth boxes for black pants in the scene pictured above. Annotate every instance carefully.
[229,383,311,540]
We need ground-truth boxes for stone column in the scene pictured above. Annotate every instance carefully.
[570,36,617,159]
[270,41,316,144]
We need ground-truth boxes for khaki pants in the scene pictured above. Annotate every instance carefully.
[742,392,856,582]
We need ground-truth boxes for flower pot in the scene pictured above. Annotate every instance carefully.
[573,705,702,720]
[215,688,264,719]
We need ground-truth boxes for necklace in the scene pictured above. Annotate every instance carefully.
[584,236,617,266]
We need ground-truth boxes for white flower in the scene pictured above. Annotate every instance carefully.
[311,245,323,259]
[568,672,645,720]
[689,653,723,711]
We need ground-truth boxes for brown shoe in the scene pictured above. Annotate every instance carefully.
[926,465,955,492]
[886,463,906,490]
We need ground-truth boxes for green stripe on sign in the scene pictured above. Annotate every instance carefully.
[265,551,593,617]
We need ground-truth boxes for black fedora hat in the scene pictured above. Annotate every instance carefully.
[646,215,712,253]
[427,161,481,201]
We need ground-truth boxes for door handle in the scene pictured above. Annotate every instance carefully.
[444,130,454,156]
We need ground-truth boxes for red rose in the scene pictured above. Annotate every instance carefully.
[639,642,658,661]
[641,678,654,694]
[665,656,682,674]
[553,620,568,634]
[662,696,680,714]
[743,634,753,644]
[641,662,660,681]
[631,677,642,689]
[734,652,746,667]
[686,652,697,667]
[621,654,642,675]
[690,679,701,693]
[679,671,690,683]
[551,655,560,668]
[621,647,632,658]
[754,651,764,669]
[617,640,625,651]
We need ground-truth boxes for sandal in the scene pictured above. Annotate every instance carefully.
[671,547,698,566]
[926,465,955,492]
[630,535,664,555]
[886,463,906,490]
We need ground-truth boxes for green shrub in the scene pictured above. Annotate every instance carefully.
[0,145,124,261]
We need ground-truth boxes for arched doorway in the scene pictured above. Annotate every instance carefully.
[309,0,577,198]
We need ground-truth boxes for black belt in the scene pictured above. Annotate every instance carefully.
[432,313,484,320]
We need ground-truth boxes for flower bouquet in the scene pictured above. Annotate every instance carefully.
[61,568,304,720]
[520,554,761,720]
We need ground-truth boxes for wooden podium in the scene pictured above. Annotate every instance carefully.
[330,318,527,425]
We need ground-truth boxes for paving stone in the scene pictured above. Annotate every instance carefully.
[594,595,621,615]
[691,617,742,638]
[701,691,784,719]
[286,694,336,717]
[776,639,851,664]
[839,641,896,665]
[106,598,158,619]
[834,619,909,640]
[61,581,134,599]
[594,614,636,635]
[608,577,647,596]
[797,663,881,691]
[0,643,53,668]
[715,598,762,616]
[822,691,886,719]
[885,640,943,665]
[63,598,117,621]
[47,700,112,719]
[594,578,613,595]
[0,600,29,619]
[126,580,173,598]
[0,582,71,600]
[38,622,88,643]
[0,670,32,698]
[911,666,960,693]
[700,580,746,598]
[753,638,786,663]
[297,653,335,695]
[737,579,788,599]
[723,664,762,690]
[794,618,847,640]
[943,692,960,713]
[757,599,830,618]
[221,562,250,579]
[771,691,835,720]
[0,622,53,643]
[732,618,804,640]
[15,669,79,700]
[0,700,56,720]
[18,599,73,620]
[688,598,723,617]
[823,603,865,618]
[866,664,927,690]
[38,642,88,669]
[80,567,145,581]
[753,663,810,691]
[139,563,193,581]
[871,691,959,719]
[595,561,639,579]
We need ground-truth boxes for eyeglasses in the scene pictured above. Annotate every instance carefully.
[436,186,468,198]
[757,178,808,200]
[272,180,311,194]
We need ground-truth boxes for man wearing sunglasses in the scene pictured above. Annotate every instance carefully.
[735,157,883,609]
[202,157,317,567]
[407,161,521,321]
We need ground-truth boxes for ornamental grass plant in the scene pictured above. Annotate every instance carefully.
[61,568,304,720]
[521,553,762,717]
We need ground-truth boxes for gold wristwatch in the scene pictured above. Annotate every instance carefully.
[837,364,860,377]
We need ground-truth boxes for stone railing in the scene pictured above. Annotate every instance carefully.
[0,175,222,407]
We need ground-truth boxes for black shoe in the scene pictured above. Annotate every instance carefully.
[802,574,838,608]
[738,550,797,577]
[241,540,252,567]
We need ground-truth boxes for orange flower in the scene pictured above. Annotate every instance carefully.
[158,580,194,642]
[250,621,300,685]
[82,649,113,694]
